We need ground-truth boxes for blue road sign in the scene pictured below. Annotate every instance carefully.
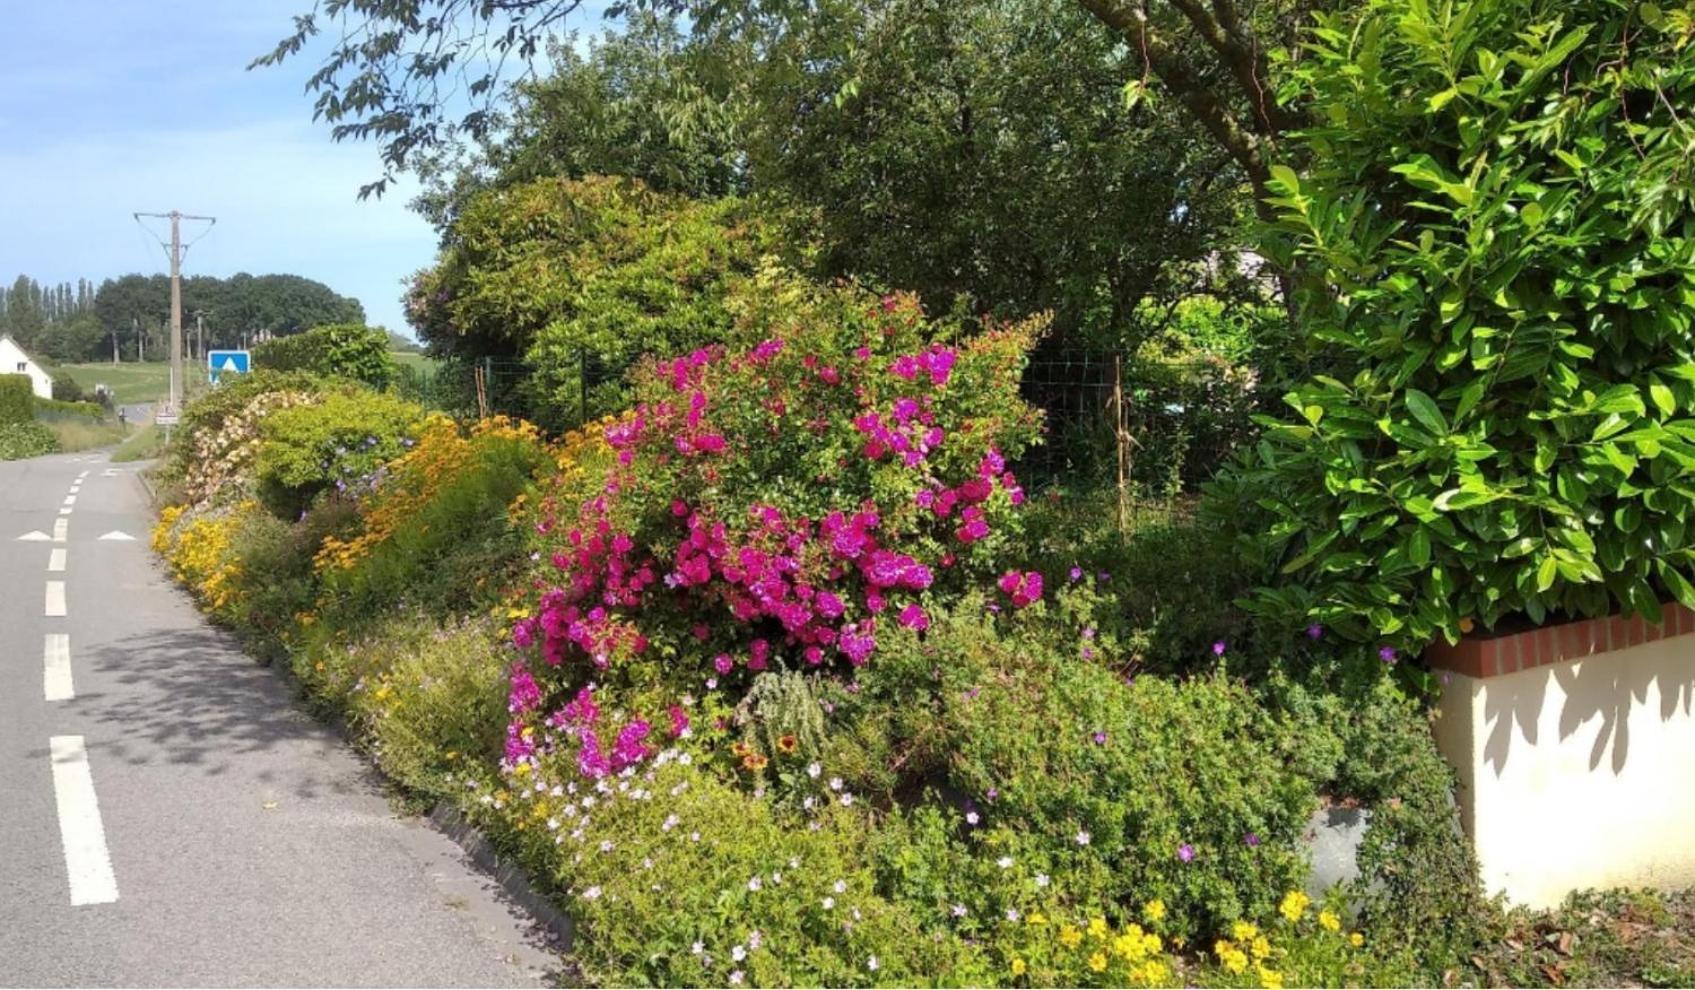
[207,349,251,385]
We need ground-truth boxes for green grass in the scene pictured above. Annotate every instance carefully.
[111,424,166,462]
[53,361,174,405]
[46,419,129,453]
[390,351,440,374]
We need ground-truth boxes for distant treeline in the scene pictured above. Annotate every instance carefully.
[0,272,365,363]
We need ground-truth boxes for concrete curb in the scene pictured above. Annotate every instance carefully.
[427,800,578,956]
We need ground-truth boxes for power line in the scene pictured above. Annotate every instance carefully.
[133,211,216,413]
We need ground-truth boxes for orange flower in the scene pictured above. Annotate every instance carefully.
[742,752,769,771]
[731,741,751,758]
[777,734,799,754]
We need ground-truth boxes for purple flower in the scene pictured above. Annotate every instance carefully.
[1212,640,1227,656]
[1178,843,1196,863]
[1092,730,1108,745]
[1306,623,1324,640]
[1379,646,1398,664]
[1243,832,1261,847]
[1069,566,1084,582]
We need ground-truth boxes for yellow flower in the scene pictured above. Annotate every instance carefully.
[1232,921,1259,942]
[1278,890,1310,923]
[1258,965,1284,990]
[1010,958,1027,977]
[1087,917,1109,940]
[1088,952,1108,973]
[1059,924,1083,949]
[1219,946,1249,975]
[1250,936,1271,961]
[1142,898,1166,923]
[1026,912,1048,926]
[1319,909,1341,933]
[1140,960,1170,985]
[1349,932,1365,948]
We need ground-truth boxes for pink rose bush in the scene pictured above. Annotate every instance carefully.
[506,279,1046,779]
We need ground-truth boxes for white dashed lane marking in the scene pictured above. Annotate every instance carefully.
[48,548,66,572]
[44,634,74,702]
[53,518,67,543]
[45,581,66,617]
[49,736,120,906]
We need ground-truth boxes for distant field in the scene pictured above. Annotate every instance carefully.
[56,352,440,404]
[53,362,173,405]
[390,351,440,374]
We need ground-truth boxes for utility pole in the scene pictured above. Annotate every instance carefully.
[135,317,143,363]
[134,210,215,412]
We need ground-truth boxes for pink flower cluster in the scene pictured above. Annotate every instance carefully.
[997,570,1045,608]
[854,398,946,467]
[913,448,1025,544]
[662,502,935,670]
[528,685,667,779]
[889,344,957,386]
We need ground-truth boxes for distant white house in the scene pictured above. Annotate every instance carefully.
[0,335,53,399]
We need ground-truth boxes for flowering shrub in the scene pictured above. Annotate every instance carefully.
[167,371,322,509]
[254,389,427,516]
[507,276,1044,770]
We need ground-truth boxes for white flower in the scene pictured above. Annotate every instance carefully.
[829,776,844,791]
[747,876,763,892]
[1035,873,1050,888]
[690,831,702,842]
[803,796,816,810]
[749,930,763,950]
[662,814,680,832]
[951,904,967,917]
[965,810,980,825]
[807,762,822,779]
[642,857,654,870]
[996,856,1013,869]
[771,872,782,885]
[822,896,836,910]
[599,840,615,852]
[550,784,564,797]
[867,955,879,972]
[1006,908,1021,922]
[580,886,602,901]
[840,793,854,806]
[678,752,693,765]
[788,857,800,869]
[546,818,560,831]
[729,971,744,985]
[732,945,747,962]
[834,879,847,894]
[1075,830,1091,846]
[690,942,704,956]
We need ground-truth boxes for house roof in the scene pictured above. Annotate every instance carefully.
[0,334,48,368]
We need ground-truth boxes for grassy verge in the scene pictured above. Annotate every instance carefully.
[111,424,165,462]
[46,419,129,453]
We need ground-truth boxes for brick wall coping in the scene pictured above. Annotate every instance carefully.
[1424,602,1695,679]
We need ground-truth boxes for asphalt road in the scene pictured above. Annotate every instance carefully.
[0,451,558,987]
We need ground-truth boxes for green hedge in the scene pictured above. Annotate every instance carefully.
[252,323,394,389]
[0,375,34,424]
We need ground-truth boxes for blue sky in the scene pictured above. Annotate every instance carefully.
[0,1,608,338]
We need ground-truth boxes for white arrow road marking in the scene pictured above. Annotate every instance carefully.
[44,634,73,702]
[50,736,119,906]
[49,548,66,572]
[45,581,66,617]
[97,531,136,542]
[16,531,50,542]
[53,518,68,543]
